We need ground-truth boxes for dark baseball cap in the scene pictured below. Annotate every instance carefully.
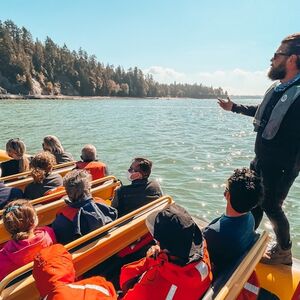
[146,204,203,264]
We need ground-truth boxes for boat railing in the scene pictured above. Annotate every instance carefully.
[202,230,269,300]
[0,161,76,183]
[0,195,174,300]
[0,175,119,216]
[0,176,120,245]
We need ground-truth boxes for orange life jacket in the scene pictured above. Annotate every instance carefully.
[76,161,107,180]
[236,271,260,300]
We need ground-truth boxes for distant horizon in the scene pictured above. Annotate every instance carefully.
[1,0,299,95]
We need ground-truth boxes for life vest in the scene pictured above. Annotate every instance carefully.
[236,271,260,300]
[43,186,66,203]
[120,241,212,300]
[117,233,154,258]
[76,161,107,180]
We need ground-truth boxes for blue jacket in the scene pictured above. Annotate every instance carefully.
[52,197,118,244]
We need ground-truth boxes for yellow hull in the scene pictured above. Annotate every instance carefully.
[256,259,300,300]
[0,149,10,162]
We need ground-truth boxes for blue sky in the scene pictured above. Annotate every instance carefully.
[1,0,300,95]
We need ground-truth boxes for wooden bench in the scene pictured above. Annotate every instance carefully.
[201,230,268,300]
[0,175,119,216]
[0,195,174,300]
[0,176,120,245]
[3,161,76,191]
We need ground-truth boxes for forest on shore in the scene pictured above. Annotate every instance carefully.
[0,20,228,99]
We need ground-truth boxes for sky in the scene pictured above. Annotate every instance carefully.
[1,0,300,95]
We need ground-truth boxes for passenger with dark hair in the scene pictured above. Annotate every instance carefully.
[218,33,300,265]
[111,157,162,217]
[24,152,63,199]
[0,138,30,177]
[76,144,108,180]
[52,169,117,244]
[203,168,263,273]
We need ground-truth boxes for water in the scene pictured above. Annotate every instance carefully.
[1,98,300,258]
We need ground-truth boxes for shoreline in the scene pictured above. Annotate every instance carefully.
[0,94,262,100]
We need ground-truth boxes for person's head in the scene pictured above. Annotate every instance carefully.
[6,138,26,159]
[63,169,92,203]
[224,168,262,214]
[81,144,97,162]
[5,138,29,172]
[33,244,75,298]
[42,135,64,154]
[30,151,56,183]
[3,199,38,241]
[268,33,300,81]
[146,204,203,264]
[127,157,152,181]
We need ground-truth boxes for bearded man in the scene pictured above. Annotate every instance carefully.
[217,33,300,265]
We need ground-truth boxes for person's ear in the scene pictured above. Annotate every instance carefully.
[130,172,142,180]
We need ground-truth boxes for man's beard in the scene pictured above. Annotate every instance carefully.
[268,62,287,80]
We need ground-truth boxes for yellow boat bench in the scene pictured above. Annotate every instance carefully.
[0,196,174,300]
[0,176,120,245]
[201,231,268,300]
[2,161,76,191]
[0,175,119,216]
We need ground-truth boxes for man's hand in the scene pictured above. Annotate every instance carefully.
[217,97,233,111]
[146,245,161,259]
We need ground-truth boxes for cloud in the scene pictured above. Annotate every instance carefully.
[143,66,272,96]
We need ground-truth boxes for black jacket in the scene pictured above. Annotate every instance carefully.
[232,78,300,173]
[111,178,163,217]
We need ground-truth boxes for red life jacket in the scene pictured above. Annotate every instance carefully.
[120,241,212,300]
[236,271,260,300]
[76,161,107,180]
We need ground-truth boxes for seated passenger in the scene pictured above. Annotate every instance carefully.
[24,152,63,199]
[52,169,117,244]
[0,181,23,209]
[0,200,56,281]
[76,144,108,180]
[33,244,117,299]
[42,135,74,164]
[120,204,212,300]
[111,158,162,217]
[0,138,30,177]
[203,168,262,273]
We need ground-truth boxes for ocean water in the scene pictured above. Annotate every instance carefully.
[1,98,300,258]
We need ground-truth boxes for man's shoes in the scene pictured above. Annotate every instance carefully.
[260,243,292,266]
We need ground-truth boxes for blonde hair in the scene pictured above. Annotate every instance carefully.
[42,135,64,154]
[30,152,56,183]
[3,200,38,241]
[6,138,29,172]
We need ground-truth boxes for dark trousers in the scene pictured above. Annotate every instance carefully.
[250,158,298,249]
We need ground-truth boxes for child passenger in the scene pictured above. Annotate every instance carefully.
[0,200,56,281]
[119,204,212,300]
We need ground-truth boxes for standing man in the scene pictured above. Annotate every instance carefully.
[218,33,300,265]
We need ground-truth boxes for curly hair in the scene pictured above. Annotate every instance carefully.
[227,168,263,213]
[30,151,56,183]
[3,200,37,241]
